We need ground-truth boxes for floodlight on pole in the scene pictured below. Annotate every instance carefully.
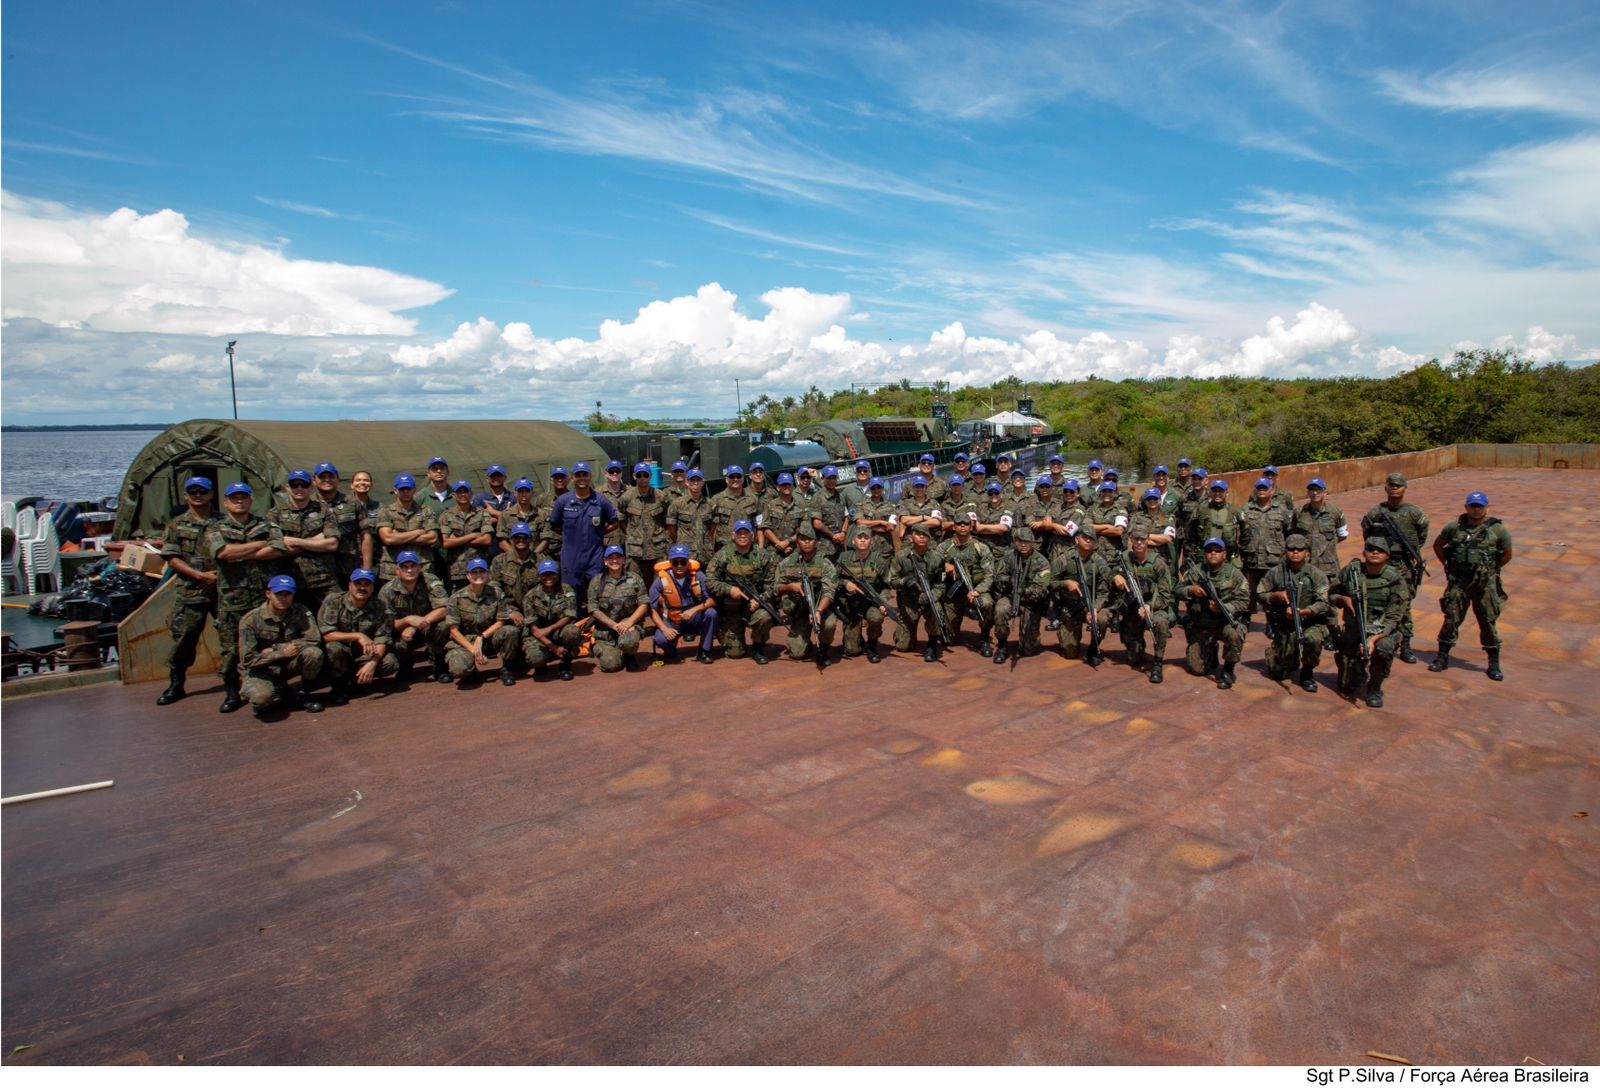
[226,340,239,420]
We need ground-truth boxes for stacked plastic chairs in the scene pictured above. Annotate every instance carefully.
[1,501,18,594]
[18,507,62,594]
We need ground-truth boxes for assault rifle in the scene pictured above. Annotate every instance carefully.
[1007,554,1022,671]
[1379,511,1427,584]
[1197,569,1237,626]
[1342,568,1370,668]
[1074,551,1101,657]
[946,551,982,621]
[1269,571,1305,678]
[729,573,785,627]
[842,572,902,625]
[799,568,826,671]
[911,553,952,646]
[1119,552,1153,636]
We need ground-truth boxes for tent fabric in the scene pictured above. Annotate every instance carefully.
[113,418,606,539]
[984,410,1048,436]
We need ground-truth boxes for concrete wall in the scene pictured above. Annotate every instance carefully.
[1456,444,1600,470]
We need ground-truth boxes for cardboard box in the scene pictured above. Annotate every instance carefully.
[118,545,167,578]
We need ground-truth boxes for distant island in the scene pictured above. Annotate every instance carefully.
[3,424,173,432]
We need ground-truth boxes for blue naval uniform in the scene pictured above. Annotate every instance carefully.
[551,491,620,602]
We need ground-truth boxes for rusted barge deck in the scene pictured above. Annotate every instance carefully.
[3,466,1596,1065]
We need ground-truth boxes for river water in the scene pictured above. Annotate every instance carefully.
[0,429,162,502]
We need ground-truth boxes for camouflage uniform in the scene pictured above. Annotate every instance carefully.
[1238,499,1295,620]
[974,498,1016,554]
[489,550,541,610]
[520,581,583,668]
[704,543,777,658]
[667,491,714,565]
[318,590,400,685]
[1187,498,1243,559]
[587,570,648,671]
[1295,501,1348,584]
[496,501,543,551]
[935,537,995,646]
[1087,499,1130,565]
[809,488,849,560]
[912,470,947,502]
[1333,559,1407,697]
[991,548,1054,656]
[205,514,286,693]
[1434,517,1512,654]
[1112,552,1173,664]
[270,502,340,614]
[889,544,946,652]
[444,586,518,679]
[1260,563,1331,679]
[378,572,450,675]
[760,495,809,558]
[317,489,369,583]
[159,510,217,673]
[1361,502,1430,646]
[438,505,495,588]
[1127,506,1179,597]
[855,495,900,557]
[617,486,670,586]
[834,549,891,656]
[534,490,568,560]
[894,492,944,542]
[774,550,839,659]
[1181,560,1249,677]
[238,601,325,710]
[706,489,761,550]
[1051,548,1114,658]
[375,501,439,581]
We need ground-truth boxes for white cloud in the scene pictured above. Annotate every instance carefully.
[1438,135,1600,260]
[0,190,451,336]
[255,195,341,219]
[1377,67,1600,123]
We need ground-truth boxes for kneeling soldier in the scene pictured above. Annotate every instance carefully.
[1053,526,1113,664]
[380,549,450,682]
[1113,534,1172,683]
[1331,536,1407,708]
[1182,538,1250,688]
[522,559,583,680]
[239,575,326,717]
[651,543,719,664]
[836,525,891,662]
[319,568,399,704]
[445,558,518,688]
[936,517,995,655]
[588,544,649,672]
[774,526,837,666]
[991,527,1053,665]
[705,519,778,663]
[1261,534,1330,693]
[890,522,946,661]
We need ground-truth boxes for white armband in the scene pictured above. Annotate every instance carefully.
[888,514,899,526]
[1064,519,1079,537]
[755,514,765,527]
[1337,525,1349,539]
[931,510,943,520]
[968,511,979,522]
[999,515,1013,529]
[1114,515,1128,529]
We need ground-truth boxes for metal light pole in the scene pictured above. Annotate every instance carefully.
[734,378,742,424]
[225,340,239,420]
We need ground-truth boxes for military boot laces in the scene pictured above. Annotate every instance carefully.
[156,668,187,706]
[1486,650,1504,682]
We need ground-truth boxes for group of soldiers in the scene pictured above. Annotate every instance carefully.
[148,450,1512,718]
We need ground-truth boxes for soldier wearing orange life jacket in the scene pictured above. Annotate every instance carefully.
[650,544,718,664]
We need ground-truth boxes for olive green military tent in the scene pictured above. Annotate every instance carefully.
[112,419,606,539]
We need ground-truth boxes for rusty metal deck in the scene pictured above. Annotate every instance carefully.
[3,467,1596,1065]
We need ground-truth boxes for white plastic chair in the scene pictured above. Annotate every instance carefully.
[1,500,17,532]
[15,506,37,541]
[22,514,61,594]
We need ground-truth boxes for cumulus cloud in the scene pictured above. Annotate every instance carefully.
[0,190,451,336]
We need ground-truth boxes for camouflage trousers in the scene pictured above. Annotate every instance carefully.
[1058,603,1115,658]
[715,601,774,659]
[1264,622,1328,677]
[893,587,942,651]
[324,641,402,686]
[782,606,837,659]
[243,647,326,709]
[522,624,583,667]
[591,626,642,672]
[991,596,1044,654]
[1334,626,1397,690]
[1184,620,1246,675]
[941,593,994,646]
[836,604,884,656]
[390,625,451,675]
[167,596,216,671]
[1117,609,1171,660]
[444,627,519,678]
[216,608,248,689]
[1436,576,1505,651]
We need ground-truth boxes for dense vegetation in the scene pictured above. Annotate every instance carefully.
[731,349,1600,473]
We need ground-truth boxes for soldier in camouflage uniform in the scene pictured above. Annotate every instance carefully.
[990,527,1054,665]
[760,472,809,560]
[1087,482,1130,569]
[272,469,341,616]
[1127,488,1179,596]
[238,574,325,717]
[313,462,372,581]
[1238,477,1295,624]
[617,462,670,586]
[706,466,761,552]
[1260,534,1331,693]
[705,519,778,663]
[973,482,1016,555]
[895,477,945,543]
[936,517,995,654]
[1052,526,1113,664]
[912,454,947,502]
[318,568,398,703]
[588,545,649,672]
[773,526,837,665]
[1294,477,1348,588]
[664,460,690,503]
[522,559,583,680]
[497,479,542,556]
[1019,478,1067,563]
[155,475,218,706]
[1261,466,1296,516]
[206,482,288,713]
[445,558,519,687]
[474,465,515,533]
[747,462,771,505]
[840,460,875,511]
[835,525,891,662]
[1005,467,1031,508]
[809,465,850,560]
[854,478,900,557]
[939,474,978,545]
[439,481,495,589]
[1430,491,1513,682]
[1187,479,1241,562]
[1111,534,1172,682]
[600,460,629,505]
[890,523,949,661]
[651,543,718,665]
[375,474,440,583]
[489,521,541,616]
[1181,538,1250,689]
[379,550,450,682]
[1361,472,1430,664]
[536,467,571,561]
[1331,536,1408,708]
[666,469,714,565]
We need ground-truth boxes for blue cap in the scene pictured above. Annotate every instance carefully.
[725,465,744,477]
[428,456,448,468]
[1011,469,1025,479]
[1467,491,1489,506]
[1203,538,1227,551]
[671,460,688,472]
[949,474,965,486]
[750,461,766,472]
[537,559,560,576]
[572,462,592,475]
[986,482,1002,494]
[820,465,838,478]
[1264,465,1279,476]
[1098,482,1117,493]
[1211,479,1229,491]
[1154,465,1169,476]
[396,550,422,566]
[733,519,754,534]
[1255,478,1272,490]
[394,473,416,490]
[954,452,969,462]
[1088,459,1103,470]
[1308,477,1327,490]
[604,544,625,558]
[633,462,651,477]
[225,482,253,497]
[314,462,339,478]
[971,464,987,475]
[183,476,213,492]
[349,569,376,584]
[1064,479,1080,491]
[268,575,296,594]
[465,558,490,574]
[287,470,313,485]
[550,466,569,478]
[868,477,884,489]
[855,460,871,471]
[486,464,506,477]
[514,477,534,492]
[1192,468,1209,480]
[1105,469,1119,480]
[1049,454,1065,465]
[1144,488,1162,501]
[996,452,1012,462]
[687,469,704,481]
[777,472,796,486]
[509,521,534,538]
[606,460,625,471]
[1035,477,1053,490]
[668,544,691,560]
[911,477,928,487]
[1178,458,1193,467]
[453,480,473,493]
[919,453,935,463]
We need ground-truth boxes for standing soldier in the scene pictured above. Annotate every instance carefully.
[475,465,515,532]
[379,550,450,682]
[588,544,649,672]
[940,474,979,542]
[439,481,495,589]
[973,481,1016,555]
[550,463,620,613]
[1430,491,1512,681]
[1295,477,1348,586]
[1173,466,1208,569]
[651,543,719,665]
[318,568,398,705]
[890,523,947,661]
[1361,472,1430,664]
[1128,488,1179,592]
[313,462,373,581]
[350,470,382,524]
[238,575,325,717]
[521,559,583,681]
[840,460,874,510]
[498,480,541,556]
[1260,534,1330,693]
[666,468,714,564]
[1173,459,1194,496]
[600,460,629,504]
[206,482,287,714]
[896,477,945,542]
[761,472,808,559]
[706,465,760,551]
[1021,477,1066,561]
[1088,481,1128,568]
[855,478,899,557]
[990,527,1053,665]
[375,474,440,583]
[271,469,341,616]
[616,462,670,586]
[155,475,219,706]
[705,519,778,664]
[664,460,691,503]
[1181,538,1250,689]
[912,453,947,502]
[1005,467,1030,508]
[1261,466,1296,516]
[936,516,995,654]
[809,465,850,561]
[747,461,771,504]
[1112,533,1172,683]
[489,521,541,615]
[421,456,452,514]
[1238,477,1294,624]
[1187,479,1241,561]
[536,467,571,561]
[836,525,892,662]
[1053,526,1112,664]
[445,557,519,688]
[1331,536,1408,707]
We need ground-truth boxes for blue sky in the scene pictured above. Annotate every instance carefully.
[3,0,1598,423]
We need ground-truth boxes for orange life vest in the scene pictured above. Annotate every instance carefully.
[653,559,705,623]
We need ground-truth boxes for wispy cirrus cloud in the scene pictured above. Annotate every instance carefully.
[1377,66,1600,123]
[255,195,341,219]
[685,210,870,257]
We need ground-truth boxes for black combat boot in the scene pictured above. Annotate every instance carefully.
[923,639,941,663]
[992,641,1008,665]
[219,681,245,714]
[1148,660,1164,684]
[866,641,882,664]
[499,665,517,687]
[558,655,574,681]
[1085,640,1104,667]
[978,639,993,657]
[1217,662,1235,690]
[326,681,351,706]
[296,688,325,714]
[1398,637,1418,664]
[1298,664,1318,693]
[625,653,640,672]
[752,645,770,665]
[1485,649,1503,682]
[1429,648,1451,673]
[1364,678,1385,708]
[434,654,452,684]
[156,668,187,705]
[697,649,714,665]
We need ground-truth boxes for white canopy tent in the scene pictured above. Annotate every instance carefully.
[984,410,1048,436]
